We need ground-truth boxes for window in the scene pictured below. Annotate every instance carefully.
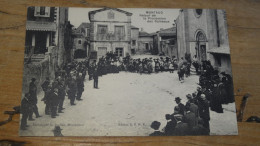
[194,9,203,18]
[115,26,125,36]
[78,40,82,44]
[97,25,108,34]
[132,40,136,46]
[215,54,222,67]
[115,48,123,57]
[34,6,50,17]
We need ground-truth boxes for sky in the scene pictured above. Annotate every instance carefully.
[68,8,180,33]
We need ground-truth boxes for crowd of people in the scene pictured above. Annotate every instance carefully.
[20,61,89,130]
[20,52,234,136]
[149,60,234,136]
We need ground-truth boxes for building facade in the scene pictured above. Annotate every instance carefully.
[23,6,72,93]
[130,25,139,54]
[153,27,177,56]
[138,28,153,54]
[88,8,132,60]
[72,23,90,59]
[176,9,231,74]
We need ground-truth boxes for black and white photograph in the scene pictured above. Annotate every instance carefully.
[19,7,238,136]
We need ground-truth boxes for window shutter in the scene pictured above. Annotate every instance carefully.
[34,7,40,16]
[45,7,50,17]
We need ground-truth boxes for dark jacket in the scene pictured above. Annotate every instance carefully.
[164,120,177,136]
[174,122,189,136]
[149,131,164,136]
[183,111,197,129]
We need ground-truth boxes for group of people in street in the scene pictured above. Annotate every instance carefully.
[20,61,89,130]
[21,51,234,135]
[149,59,234,136]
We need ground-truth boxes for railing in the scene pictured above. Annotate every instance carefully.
[95,33,126,41]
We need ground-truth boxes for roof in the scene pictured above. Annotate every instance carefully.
[157,27,176,36]
[89,8,132,16]
[139,31,152,37]
[207,46,230,55]
[76,23,90,32]
[26,21,56,31]
[131,25,139,29]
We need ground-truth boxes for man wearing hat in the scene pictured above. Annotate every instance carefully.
[52,126,63,136]
[28,78,41,120]
[149,121,164,136]
[20,93,32,130]
[174,97,185,115]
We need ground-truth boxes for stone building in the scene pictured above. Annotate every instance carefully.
[176,9,231,74]
[152,27,177,56]
[72,22,90,59]
[130,25,139,54]
[138,28,153,54]
[23,6,73,93]
[88,8,132,60]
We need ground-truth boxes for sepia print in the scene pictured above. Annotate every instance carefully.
[19,7,238,136]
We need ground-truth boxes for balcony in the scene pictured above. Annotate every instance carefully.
[95,33,126,41]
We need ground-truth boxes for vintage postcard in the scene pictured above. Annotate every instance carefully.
[19,7,238,136]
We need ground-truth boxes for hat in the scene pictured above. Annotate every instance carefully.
[150,121,161,130]
[52,126,62,132]
[186,94,192,99]
[175,97,181,101]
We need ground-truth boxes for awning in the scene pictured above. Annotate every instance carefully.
[207,46,230,55]
[26,21,57,31]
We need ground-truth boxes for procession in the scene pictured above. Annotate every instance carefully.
[19,7,238,136]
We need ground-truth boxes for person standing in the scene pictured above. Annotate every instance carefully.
[28,78,41,120]
[174,97,185,115]
[58,80,66,113]
[20,93,32,130]
[50,87,59,118]
[76,73,84,101]
[93,68,99,89]
[199,94,210,134]
[67,75,77,105]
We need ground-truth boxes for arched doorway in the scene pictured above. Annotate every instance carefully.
[195,31,207,62]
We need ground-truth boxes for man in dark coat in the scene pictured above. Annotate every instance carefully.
[76,73,84,100]
[20,93,32,130]
[41,77,50,115]
[93,68,99,89]
[28,78,41,120]
[149,121,164,136]
[173,114,189,136]
[42,84,52,115]
[174,97,185,115]
[183,106,198,130]
[58,80,66,113]
[199,94,210,134]
[164,114,177,136]
[67,75,77,105]
[50,87,60,118]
